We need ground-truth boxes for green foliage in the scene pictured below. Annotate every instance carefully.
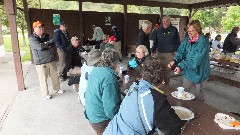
[221,6,240,32]
[3,35,31,62]
[191,8,223,31]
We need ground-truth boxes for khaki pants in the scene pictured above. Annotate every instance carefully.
[156,52,174,84]
[57,48,67,78]
[114,41,122,60]
[183,78,207,101]
[35,61,60,97]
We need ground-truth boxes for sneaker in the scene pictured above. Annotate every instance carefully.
[54,89,64,94]
[44,95,52,100]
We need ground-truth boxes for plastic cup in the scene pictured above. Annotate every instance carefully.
[124,75,129,83]
[177,87,185,98]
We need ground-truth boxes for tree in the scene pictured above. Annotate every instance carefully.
[191,8,223,32]
[221,6,240,32]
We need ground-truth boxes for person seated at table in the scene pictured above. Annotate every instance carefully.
[105,36,115,49]
[103,58,181,135]
[66,36,82,92]
[79,49,101,106]
[100,34,109,52]
[223,26,240,54]
[168,20,210,101]
[85,48,121,135]
[128,45,151,73]
[212,34,222,51]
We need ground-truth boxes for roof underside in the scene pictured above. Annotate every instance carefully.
[77,0,240,9]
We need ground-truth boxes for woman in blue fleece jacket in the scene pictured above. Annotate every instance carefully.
[168,20,210,101]
[103,58,181,135]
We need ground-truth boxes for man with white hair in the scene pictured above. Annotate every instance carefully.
[152,16,180,85]
[136,20,152,52]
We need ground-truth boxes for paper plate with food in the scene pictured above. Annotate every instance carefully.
[171,91,195,100]
[214,113,240,130]
[171,106,194,120]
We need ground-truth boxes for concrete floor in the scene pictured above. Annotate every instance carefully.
[0,55,239,135]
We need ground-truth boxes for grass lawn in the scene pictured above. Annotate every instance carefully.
[3,35,31,62]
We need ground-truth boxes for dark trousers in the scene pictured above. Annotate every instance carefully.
[90,120,110,135]
[95,40,103,49]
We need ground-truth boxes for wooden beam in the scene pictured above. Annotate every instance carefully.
[4,0,25,91]
[123,4,127,56]
[79,0,189,8]
[190,0,239,9]
[22,0,31,37]
[78,0,83,46]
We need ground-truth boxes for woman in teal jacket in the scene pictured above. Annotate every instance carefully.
[85,48,121,135]
[168,20,210,101]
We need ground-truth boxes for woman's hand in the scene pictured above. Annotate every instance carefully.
[174,67,181,74]
[168,61,175,68]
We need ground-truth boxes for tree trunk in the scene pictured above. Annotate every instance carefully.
[21,28,26,46]
[0,21,4,46]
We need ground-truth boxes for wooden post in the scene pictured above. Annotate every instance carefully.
[159,7,163,23]
[123,4,127,56]
[188,7,192,23]
[4,0,25,91]
[78,0,83,45]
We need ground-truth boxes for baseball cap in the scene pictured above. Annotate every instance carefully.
[60,21,67,26]
[71,36,79,42]
[109,36,116,42]
[32,21,44,28]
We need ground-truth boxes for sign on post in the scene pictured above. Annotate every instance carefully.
[53,14,60,25]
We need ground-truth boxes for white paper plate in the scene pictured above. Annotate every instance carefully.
[171,106,194,120]
[210,61,219,64]
[214,113,240,130]
[171,91,195,100]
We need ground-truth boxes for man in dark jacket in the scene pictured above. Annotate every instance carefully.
[66,36,83,92]
[152,16,180,85]
[54,21,71,81]
[29,21,64,100]
[223,26,240,53]
[136,20,152,53]
[112,26,122,61]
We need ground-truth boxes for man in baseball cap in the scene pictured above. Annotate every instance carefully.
[32,21,45,28]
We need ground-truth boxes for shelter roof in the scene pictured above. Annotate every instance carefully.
[66,0,240,9]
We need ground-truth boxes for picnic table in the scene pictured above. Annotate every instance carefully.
[120,70,240,135]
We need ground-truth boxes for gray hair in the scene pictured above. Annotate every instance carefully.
[142,20,152,30]
[136,45,149,56]
[162,16,171,22]
[97,48,120,67]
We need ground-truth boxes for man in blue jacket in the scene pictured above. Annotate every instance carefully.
[54,21,70,81]
[152,16,180,85]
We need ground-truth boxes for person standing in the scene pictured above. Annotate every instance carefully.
[54,21,70,81]
[136,20,152,53]
[112,26,122,61]
[152,16,180,85]
[223,26,240,54]
[168,20,210,101]
[89,25,104,49]
[29,21,64,100]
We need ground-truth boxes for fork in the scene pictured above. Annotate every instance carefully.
[181,120,190,133]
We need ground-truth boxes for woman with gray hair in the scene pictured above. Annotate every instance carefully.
[128,45,151,73]
[85,48,121,135]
